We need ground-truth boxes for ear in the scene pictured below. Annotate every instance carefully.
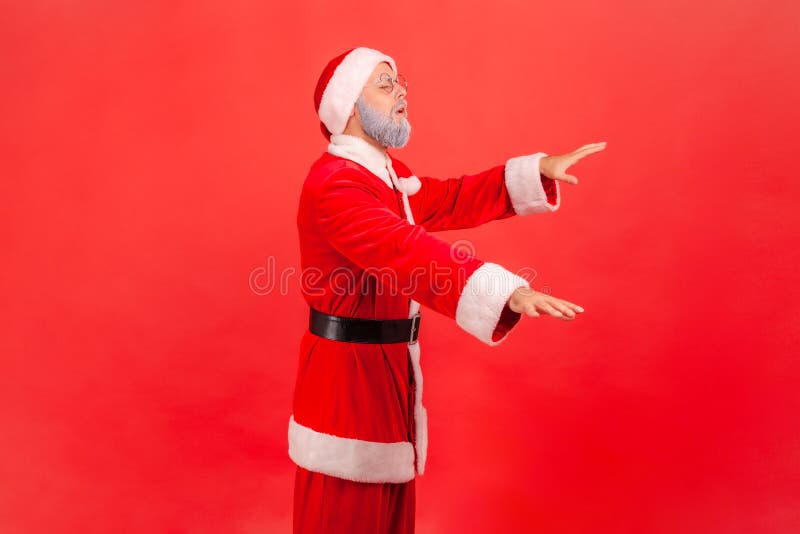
[351,93,364,119]
[342,107,357,133]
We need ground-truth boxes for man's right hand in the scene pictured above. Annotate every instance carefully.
[507,286,584,320]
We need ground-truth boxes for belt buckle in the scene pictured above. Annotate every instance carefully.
[409,313,421,345]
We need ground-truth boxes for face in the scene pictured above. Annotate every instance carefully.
[359,62,408,123]
[353,62,410,147]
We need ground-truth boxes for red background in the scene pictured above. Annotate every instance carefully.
[2,1,799,532]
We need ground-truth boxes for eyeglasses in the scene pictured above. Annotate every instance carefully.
[373,72,408,95]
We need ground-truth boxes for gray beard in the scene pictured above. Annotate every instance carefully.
[355,95,411,148]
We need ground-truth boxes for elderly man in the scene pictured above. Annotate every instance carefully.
[289,46,606,533]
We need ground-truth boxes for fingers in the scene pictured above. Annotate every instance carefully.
[539,301,573,320]
[571,142,607,160]
[553,301,576,318]
[524,303,540,317]
[555,174,579,185]
[545,301,576,320]
[554,141,606,185]
[537,297,585,320]
[560,300,585,313]
[574,141,607,153]
[518,291,585,321]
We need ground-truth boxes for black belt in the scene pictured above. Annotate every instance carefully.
[309,307,421,345]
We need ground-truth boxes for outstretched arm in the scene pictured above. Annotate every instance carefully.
[397,141,608,232]
[396,152,559,233]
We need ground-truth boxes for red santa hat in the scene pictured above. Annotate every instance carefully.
[314,47,398,140]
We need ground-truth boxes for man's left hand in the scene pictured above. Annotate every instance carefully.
[540,141,607,185]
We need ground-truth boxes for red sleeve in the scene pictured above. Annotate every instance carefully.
[393,152,561,234]
[492,302,525,343]
[405,163,517,232]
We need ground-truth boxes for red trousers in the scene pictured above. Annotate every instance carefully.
[293,465,416,533]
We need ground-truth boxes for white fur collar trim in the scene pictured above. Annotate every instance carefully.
[327,134,422,196]
[328,134,392,188]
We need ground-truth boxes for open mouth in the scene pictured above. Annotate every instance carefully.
[395,106,407,116]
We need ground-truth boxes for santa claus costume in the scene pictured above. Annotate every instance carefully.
[289,47,560,533]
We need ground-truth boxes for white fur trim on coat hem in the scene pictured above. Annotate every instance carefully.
[505,152,561,215]
[407,340,428,475]
[288,415,416,483]
[455,262,531,346]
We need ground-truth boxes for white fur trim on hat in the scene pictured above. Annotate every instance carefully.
[505,152,561,214]
[319,47,397,136]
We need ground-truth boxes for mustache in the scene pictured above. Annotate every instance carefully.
[392,99,408,112]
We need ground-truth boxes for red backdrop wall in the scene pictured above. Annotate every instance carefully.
[2,1,798,532]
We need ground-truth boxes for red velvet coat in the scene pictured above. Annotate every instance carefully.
[288,134,559,483]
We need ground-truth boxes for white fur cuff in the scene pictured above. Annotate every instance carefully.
[455,262,531,346]
[505,152,561,215]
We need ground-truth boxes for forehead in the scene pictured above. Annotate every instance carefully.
[370,61,396,80]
